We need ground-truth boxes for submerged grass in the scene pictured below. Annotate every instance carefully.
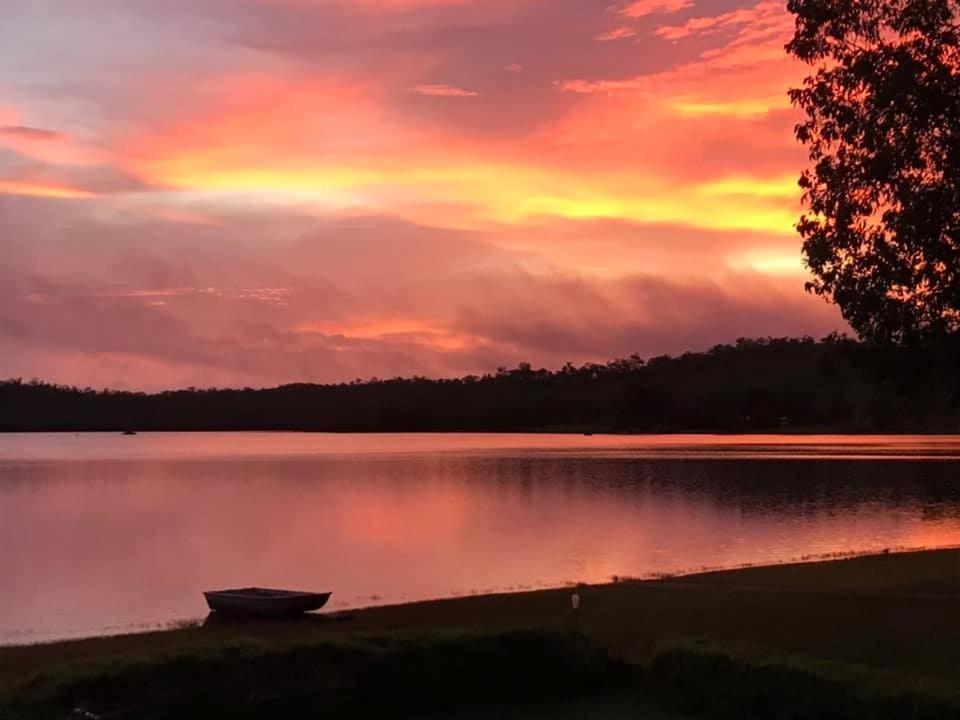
[2,549,959,718]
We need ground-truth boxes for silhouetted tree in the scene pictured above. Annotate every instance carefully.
[2,338,959,432]
[788,0,960,343]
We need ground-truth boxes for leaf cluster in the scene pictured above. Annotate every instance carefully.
[788,0,960,342]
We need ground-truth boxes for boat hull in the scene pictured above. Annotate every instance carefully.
[204,588,331,616]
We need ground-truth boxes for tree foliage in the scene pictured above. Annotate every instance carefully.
[788,0,960,343]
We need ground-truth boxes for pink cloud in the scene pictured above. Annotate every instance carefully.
[0,196,844,389]
[656,0,788,42]
[0,126,63,141]
[0,1,841,388]
[594,26,637,42]
[258,0,477,9]
[413,84,480,97]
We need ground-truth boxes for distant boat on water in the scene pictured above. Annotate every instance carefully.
[204,587,332,616]
[121,430,137,436]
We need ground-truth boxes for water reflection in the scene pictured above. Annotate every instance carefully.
[1,433,959,644]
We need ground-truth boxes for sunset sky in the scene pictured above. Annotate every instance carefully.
[1,0,847,389]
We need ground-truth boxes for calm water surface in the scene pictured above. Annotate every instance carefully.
[2,432,960,644]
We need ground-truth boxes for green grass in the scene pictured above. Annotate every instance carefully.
[1,631,626,720]
[648,642,960,720]
[2,549,959,718]
[432,694,693,719]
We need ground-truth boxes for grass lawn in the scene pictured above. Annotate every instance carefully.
[2,548,958,718]
[434,694,694,719]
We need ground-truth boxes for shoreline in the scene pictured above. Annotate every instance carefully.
[4,429,960,435]
[4,547,959,717]
[4,546,958,661]
[6,542,960,651]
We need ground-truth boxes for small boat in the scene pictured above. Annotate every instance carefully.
[204,587,332,616]
[121,430,137,435]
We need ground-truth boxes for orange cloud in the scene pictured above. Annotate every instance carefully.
[114,45,802,236]
[124,74,406,195]
[0,180,96,199]
[0,0,846,390]
[83,0,807,246]
[621,0,692,18]
[297,318,484,352]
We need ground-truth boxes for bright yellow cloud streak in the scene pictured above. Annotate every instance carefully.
[671,96,789,117]
[516,193,796,235]
[0,180,96,199]
[699,175,800,198]
[145,157,799,237]
[728,250,806,275]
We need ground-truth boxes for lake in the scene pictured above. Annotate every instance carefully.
[2,432,960,645]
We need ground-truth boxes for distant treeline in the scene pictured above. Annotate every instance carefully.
[3,336,960,433]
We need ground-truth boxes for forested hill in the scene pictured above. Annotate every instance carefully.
[3,336,960,433]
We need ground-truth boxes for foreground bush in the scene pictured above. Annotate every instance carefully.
[1,630,626,720]
[7,630,960,719]
[649,642,960,720]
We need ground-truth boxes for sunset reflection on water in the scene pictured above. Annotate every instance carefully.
[2,433,960,644]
